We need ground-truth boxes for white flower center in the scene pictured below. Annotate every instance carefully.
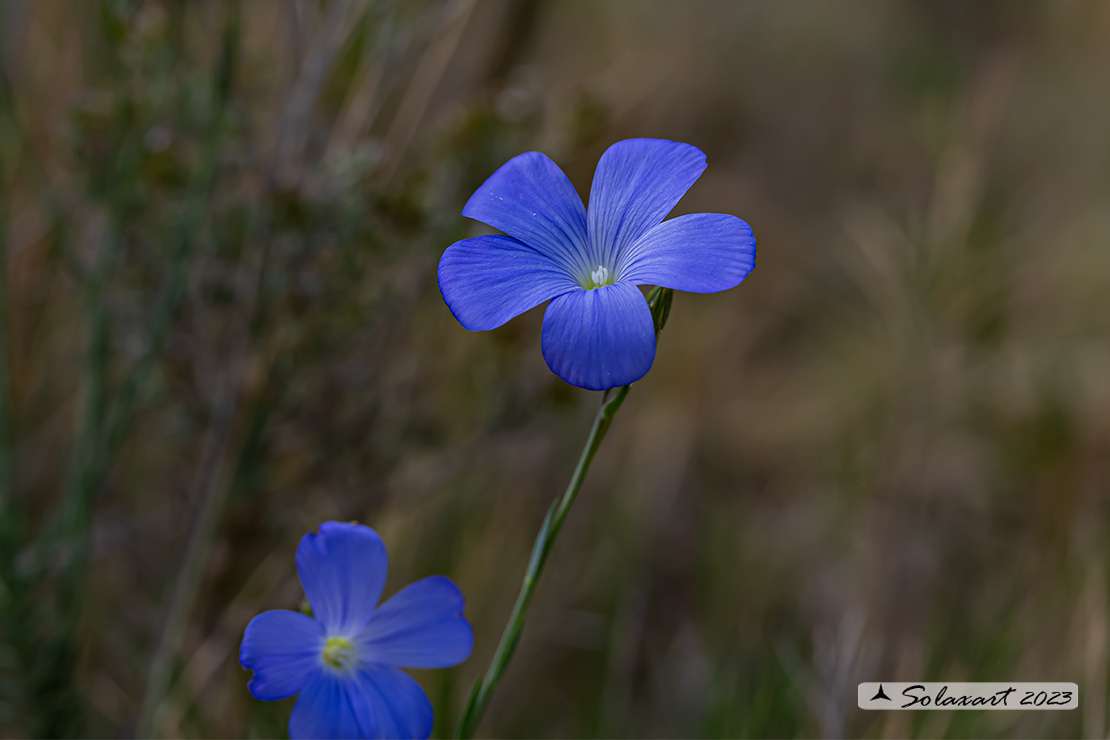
[587,265,610,289]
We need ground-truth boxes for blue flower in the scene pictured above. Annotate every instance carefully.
[438,138,756,390]
[240,521,473,739]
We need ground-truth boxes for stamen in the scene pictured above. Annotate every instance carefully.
[589,265,609,288]
[322,636,356,670]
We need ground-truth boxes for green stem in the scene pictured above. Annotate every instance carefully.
[456,287,672,739]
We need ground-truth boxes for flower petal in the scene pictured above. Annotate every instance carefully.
[288,666,434,739]
[619,213,756,292]
[462,151,589,276]
[297,522,388,636]
[358,576,473,669]
[438,235,579,331]
[240,610,325,701]
[288,671,367,740]
[587,139,707,267]
[541,281,656,391]
[356,665,435,740]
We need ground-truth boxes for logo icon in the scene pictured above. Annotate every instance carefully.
[871,684,892,702]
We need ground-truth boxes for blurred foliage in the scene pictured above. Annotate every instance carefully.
[2,0,1110,738]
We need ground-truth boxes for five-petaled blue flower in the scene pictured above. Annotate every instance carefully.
[240,521,473,739]
[438,138,756,390]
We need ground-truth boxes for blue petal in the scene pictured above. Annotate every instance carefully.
[541,282,656,390]
[356,665,435,740]
[587,139,707,269]
[358,576,473,669]
[462,151,590,276]
[288,666,434,739]
[297,522,388,636]
[438,235,579,331]
[288,671,368,740]
[240,610,325,701]
[619,213,756,292]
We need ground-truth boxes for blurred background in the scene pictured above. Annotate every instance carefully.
[2,0,1109,737]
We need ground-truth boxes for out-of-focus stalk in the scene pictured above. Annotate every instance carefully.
[130,16,240,738]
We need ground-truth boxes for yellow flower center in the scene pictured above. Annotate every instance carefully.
[322,636,356,670]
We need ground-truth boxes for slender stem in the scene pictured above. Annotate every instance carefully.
[456,386,628,739]
[456,287,672,739]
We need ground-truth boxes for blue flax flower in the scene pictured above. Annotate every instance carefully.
[240,521,473,739]
[438,138,756,390]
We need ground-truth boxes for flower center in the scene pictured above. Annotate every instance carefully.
[322,636,357,671]
[586,265,611,290]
